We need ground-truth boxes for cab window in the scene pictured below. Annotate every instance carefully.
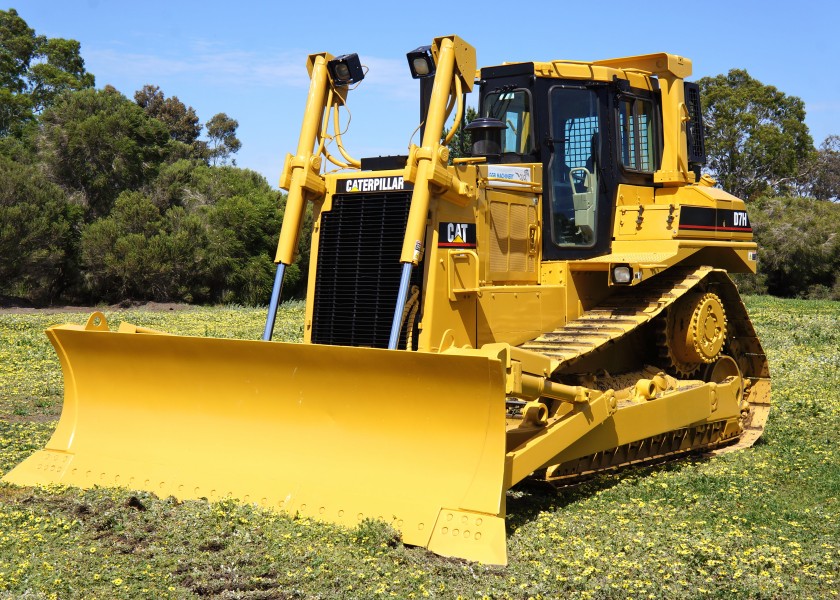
[618,97,656,172]
[482,89,534,158]
[548,87,600,247]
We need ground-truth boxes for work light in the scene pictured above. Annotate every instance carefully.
[611,265,632,284]
[327,53,365,86]
[407,45,435,78]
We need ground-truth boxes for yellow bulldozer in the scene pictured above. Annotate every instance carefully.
[4,35,770,566]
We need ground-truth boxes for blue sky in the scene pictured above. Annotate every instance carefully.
[15,0,840,185]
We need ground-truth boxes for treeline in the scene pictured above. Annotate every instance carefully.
[0,9,307,306]
[734,197,840,299]
[696,70,840,299]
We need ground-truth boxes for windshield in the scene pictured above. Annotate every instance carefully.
[482,88,534,157]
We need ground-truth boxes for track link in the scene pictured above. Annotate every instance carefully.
[520,267,709,365]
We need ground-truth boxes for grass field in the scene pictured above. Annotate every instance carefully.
[1,297,838,599]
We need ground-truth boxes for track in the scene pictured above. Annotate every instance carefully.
[518,266,771,485]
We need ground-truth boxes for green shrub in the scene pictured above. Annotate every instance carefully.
[0,157,81,302]
[78,167,309,306]
[39,87,170,219]
[747,196,840,299]
[80,191,211,302]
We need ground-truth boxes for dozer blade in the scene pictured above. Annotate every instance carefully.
[3,315,510,565]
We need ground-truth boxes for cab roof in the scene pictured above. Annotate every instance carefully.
[479,53,692,90]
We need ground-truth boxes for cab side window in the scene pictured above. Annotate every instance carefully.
[482,89,534,160]
[618,97,656,172]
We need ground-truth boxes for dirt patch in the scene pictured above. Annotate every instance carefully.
[0,297,192,315]
[0,412,60,424]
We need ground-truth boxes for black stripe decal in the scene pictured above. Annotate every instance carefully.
[679,206,752,233]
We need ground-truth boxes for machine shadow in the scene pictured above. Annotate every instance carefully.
[503,452,714,534]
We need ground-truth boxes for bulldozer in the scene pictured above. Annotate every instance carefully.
[3,35,770,566]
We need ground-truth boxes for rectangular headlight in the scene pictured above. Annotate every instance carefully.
[612,265,632,284]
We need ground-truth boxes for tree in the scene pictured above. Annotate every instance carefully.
[0,9,36,90]
[186,165,292,302]
[134,84,201,145]
[697,69,813,200]
[0,156,81,302]
[205,112,241,165]
[146,157,203,208]
[445,105,478,163]
[809,135,840,201]
[28,36,94,112]
[39,86,170,218]
[0,8,38,134]
[79,165,307,305]
[0,9,93,135]
[80,190,211,303]
[737,196,840,299]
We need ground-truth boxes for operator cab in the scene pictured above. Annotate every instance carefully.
[470,62,663,260]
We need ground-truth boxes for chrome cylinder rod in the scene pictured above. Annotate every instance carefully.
[262,263,287,341]
[388,263,413,350]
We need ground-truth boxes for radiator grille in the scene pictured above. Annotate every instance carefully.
[684,82,706,164]
[311,191,416,348]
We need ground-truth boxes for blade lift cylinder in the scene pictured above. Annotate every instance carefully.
[264,53,332,340]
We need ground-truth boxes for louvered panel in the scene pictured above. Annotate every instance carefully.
[489,201,509,272]
[508,204,527,272]
[311,192,416,348]
[489,198,539,282]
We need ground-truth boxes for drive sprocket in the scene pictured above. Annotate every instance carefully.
[662,291,727,377]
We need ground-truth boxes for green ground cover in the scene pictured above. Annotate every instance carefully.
[0,297,837,599]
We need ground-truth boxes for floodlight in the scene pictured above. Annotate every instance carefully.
[406,45,435,79]
[327,53,365,86]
